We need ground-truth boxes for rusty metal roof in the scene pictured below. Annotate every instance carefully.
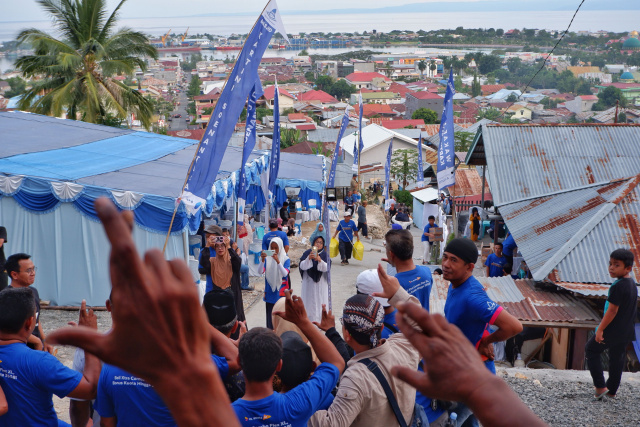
[469,124,640,286]
[452,168,491,197]
[553,282,612,297]
[430,276,601,327]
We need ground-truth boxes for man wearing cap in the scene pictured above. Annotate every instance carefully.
[310,265,422,427]
[355,270,399,339]
[441,238,523,426]
[262,219,290,253]
[332,211,359,265]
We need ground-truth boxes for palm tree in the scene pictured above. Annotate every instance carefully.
[15,0,158,129]
[417,60,426,79]
[429,60,437,77]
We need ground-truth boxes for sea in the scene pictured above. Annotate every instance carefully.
[0,10,636,71]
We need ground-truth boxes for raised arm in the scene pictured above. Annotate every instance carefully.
[67,301,101,401]
[48,198,239,427]
[274,290,345,374]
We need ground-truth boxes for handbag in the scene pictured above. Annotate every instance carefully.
[358,358,428,427]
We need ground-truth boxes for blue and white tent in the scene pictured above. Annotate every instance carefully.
[0,111,269,306]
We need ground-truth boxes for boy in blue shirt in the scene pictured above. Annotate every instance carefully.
[441,238,523,426]
[484,242,507,278]
[586,249,638,400]
[0,289,100,427]
[421,215,438,265]
[262,220,290,253]
[233,290,344,427]
[332,211,359,265]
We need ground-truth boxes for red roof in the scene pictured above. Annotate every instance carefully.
[388,83,415,97]
[262,86,294,100]
[380,119,425,130]
[296,124,316,131]
[344,72,391,83]
[167,129,206,141]
[287,113,308,122]
[193,91,221,101]
[408,91,442,100]
[481,84,506,95]
[599,82,640,89]
[297,90,339,104]
[362,103,394,118]
[579,95,598,101]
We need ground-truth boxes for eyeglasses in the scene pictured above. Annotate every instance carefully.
[24,267,37,274]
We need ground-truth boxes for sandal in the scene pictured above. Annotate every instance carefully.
[594,390,608,401]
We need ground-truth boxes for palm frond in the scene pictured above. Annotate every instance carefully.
[98,0,128,41]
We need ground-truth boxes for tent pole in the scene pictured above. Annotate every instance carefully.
[161,1,272,254]
[481,165,486,208]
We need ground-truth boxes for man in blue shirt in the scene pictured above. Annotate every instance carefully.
[332,211,359,265]
[502,233,517,267]
[232,290,344,427]
[0,288,100,427]
[421,215,438,265]
[441,238,523,426]
[343,191,354,215]
[262,219,290,253]
[485,242,507,278]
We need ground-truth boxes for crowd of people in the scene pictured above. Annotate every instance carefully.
[0,196,635,427]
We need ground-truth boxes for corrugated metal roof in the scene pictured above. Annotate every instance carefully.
[430,276,600,327]
[472,124,640,287]
[451,168,491,197]
[479,124,640,206]
[553,282,611,297]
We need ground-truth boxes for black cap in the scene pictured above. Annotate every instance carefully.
[279,331,313,388]
[203,290,237,327]
[443,238,479,264]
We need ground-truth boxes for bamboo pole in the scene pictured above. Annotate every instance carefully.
[161,2,271,254]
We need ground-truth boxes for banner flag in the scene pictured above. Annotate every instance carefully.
[437,68,456,191]
[352,92,364,172]
[383,140,393,199]
[180,0,287,215]
[237,82,264,225]
[267,81,281,210]
[327,108,350,190]
[417,134,424,183]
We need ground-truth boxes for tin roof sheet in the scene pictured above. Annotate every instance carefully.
[430,276,600,326]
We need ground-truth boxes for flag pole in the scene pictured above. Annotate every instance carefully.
[161,2,272,254]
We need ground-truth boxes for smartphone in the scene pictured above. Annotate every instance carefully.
[213,236,225,244]
[264,250,275,256]
[312,247,318,256]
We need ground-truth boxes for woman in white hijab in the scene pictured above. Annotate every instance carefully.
[260,237,290,329]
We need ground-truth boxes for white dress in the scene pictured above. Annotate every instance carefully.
[299,257,329,324]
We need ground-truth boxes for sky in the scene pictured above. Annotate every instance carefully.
[1,0,610,22]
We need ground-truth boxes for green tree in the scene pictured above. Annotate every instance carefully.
[390,149,419,188]
[593,85,627,110]
[304,71,315,82]
[312,141,331,157]
[328,79,356,100]
[298,49,309,56]
[429,59,437,76]
[471,74,481,97]
[3,77,27,98]
[454,131,475,153]
[187,75,202,97]
[479,107,501,121]
[15,0,158,129]
[506,93,519,102]
[618,112,627,123]
[478,55,502,75]
[506,57,521,73]
[280,128,304,148]
[418,60,426,79]
[315,75,333,91]
[496,29,504,37]
[412,108,439,124]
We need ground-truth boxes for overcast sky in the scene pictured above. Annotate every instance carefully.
[3,0,587,22]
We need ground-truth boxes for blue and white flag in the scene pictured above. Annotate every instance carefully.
[267,81,281,211]
[327,108,350,189]
[237,82,264,226]
[352,92,364,172]
[180,0,288,215]
[417,134,424,183]
[383,140,393,199]
[437,68,456,190]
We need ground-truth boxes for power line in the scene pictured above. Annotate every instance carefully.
[495,0,587,121]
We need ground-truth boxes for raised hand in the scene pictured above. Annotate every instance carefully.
[312,304,335,331]
[273,290,309,326]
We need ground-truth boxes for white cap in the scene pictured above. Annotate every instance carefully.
[343,210,352,217]
[355,269,390,307]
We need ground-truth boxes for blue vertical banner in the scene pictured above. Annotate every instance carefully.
[383,140,393,199]
[352,92,363,172]
[267,81,281,216]
[237,82,264,226]
[327,108,350,190]
[437,68,456,190]
[417,134,424,183]
[180,0,288,215]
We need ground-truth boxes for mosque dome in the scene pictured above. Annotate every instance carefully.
[630,30,639,38]
[620,71,634,81]
[622,37,640,49]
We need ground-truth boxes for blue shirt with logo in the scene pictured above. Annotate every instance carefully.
[0,343,82,427]
[421,223,439,243]
[485,253,507,277]
[336,220,357,242]
[95,356,228,426]
[262,230,290,250]
[444,275,503,373]
[233,363,339,427]
[394,266,433,310]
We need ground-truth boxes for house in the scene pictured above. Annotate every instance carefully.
[352,91,403,105]
[594,82,640,105]
[480,84,506,96]
[193,89,221,110]
[339,123,438,186]
[344,72,392,90]
[260,86,295,113]
[362,103,396,118]
[465,123,640,368]
[380,119,426,130]
[505,104,533,121]
[405,91,445,120]
[562,95,599,114]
